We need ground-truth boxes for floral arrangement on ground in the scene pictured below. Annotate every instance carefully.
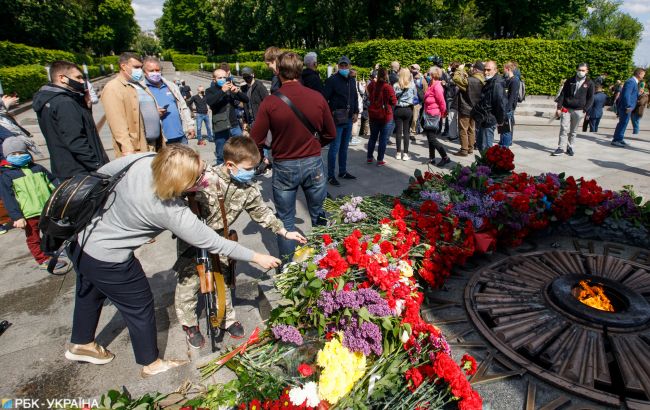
[98,146,649,410]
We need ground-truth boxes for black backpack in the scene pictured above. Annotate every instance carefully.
[39,155,152,271]
[518,79,526,103]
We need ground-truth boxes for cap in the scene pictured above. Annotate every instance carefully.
[338,55,351,65]
[2,136,28,156]
[473,61,485,72]
[410,64,421,71]
[241,67,254,76]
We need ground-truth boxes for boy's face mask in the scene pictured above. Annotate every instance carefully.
[7,153,31,167]
[227,162,255,184]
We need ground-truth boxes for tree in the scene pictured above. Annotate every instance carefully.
[156,0,222,54]
[86,0,139,55]
[581,0,643,43]
[132,32,162,56]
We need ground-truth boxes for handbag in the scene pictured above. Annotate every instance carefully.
[420,112,441,132]
[273,92,321,139]
[332,108,349,125]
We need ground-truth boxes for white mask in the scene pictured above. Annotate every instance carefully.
[576,71,586,79]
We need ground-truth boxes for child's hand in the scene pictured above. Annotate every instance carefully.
[285,231,307,244]
[252,253,281,270]
[13,218,26,229]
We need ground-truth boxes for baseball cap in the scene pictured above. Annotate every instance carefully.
[338,56,351,65]
[410,64,421,71]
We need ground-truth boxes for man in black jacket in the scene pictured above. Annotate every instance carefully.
[553,63,594,156]
[498,61,520,147]
[205,68,249,164]
[241,67,269,126]
[472,61,506,151]
[301,52,324,95]
[32,60,109,180]
[187,85,211,145]
[323,56,359,186]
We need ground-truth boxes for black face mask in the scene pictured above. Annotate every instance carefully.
[243,76,253,83]
[65,76,86,94]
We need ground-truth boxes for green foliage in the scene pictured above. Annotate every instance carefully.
[95,56,120,66]
[580,0,644,43]
[99,388,168,410]
[0,65,48,100]
[156,0,222,54]
[85,0,139,55]
[205,38,634,95]
[131,32,162,56]
[0,42,77,67]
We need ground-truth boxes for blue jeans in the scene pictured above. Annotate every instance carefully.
[589,117,601,132]
[272,156,327,260]
[613,110,631,142]
[213,129,230,164]
[498,112,514,147]
[166,135,188,145]
[368,120,393,161]
[195,113,212,141]
[631,112,640,134]
[327,120,352,178]
[230,125,243,137]
[476,125,495,151]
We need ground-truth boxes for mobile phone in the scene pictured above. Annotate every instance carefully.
[10,91,17,97]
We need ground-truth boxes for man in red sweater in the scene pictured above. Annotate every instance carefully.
[250,52,336,260]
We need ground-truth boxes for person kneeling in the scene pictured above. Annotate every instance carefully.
[174,137,306,348]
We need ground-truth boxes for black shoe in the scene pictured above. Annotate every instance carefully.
[338,172,356,180]
[387,140,394,145]
[409,136,416,142]
[441,132,448,137]
[328,177,341,186]
[224,322,245,339]
[447,135,459,141]
[182,325,205,349]
[566,147,574,156]
[437,157,451,167]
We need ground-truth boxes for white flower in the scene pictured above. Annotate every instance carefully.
[394,299,405,316]
[398,260,413,277]
[302,381,320,408]
[400,329,410,344]
[380,223,393,239]
[289,382,320,408]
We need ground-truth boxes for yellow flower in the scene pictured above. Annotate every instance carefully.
[398,260,413,277]
[293,246,315,263]
[316,337,366,404]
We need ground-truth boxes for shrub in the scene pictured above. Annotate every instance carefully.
[0,41,81,67]
[95,56,120,66]
[0,65,48,100]
[201,39,634,95]
[208,49,304,63]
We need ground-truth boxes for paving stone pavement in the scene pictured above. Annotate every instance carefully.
[0,71,648,408]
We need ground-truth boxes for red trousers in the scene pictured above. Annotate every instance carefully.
[25,217,48,264]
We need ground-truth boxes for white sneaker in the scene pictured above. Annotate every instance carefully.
[396,151,402,159]
[402,153,410,161]
[349,137,361,146]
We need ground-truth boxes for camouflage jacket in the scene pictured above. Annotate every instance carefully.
[195,165,284,235]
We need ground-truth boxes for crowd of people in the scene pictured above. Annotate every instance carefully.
[0,47,647,378]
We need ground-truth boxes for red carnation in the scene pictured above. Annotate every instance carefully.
[322,234,332,245]
[298,363,314,377]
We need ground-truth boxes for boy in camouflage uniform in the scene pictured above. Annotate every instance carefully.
[174,137,306,348]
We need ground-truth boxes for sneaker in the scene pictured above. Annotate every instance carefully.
[402,153,410,161]
[622,140,630,146]
[367,158,374,164]
[182,325,205,349]
[140,359,189,378]
[328,177,341,186]
[39,259,69,271]
[338,172,357,180]
[452,150,468,157]
[428,159,436,165]
[467,149,474,155]
[396,151,402,159]
[387,140,394,145]
[349,137,361,146]
[65,342,115,365]
[437,157,451,167]
[447,135,459,141]
[223,321,245,339]
[0,228,7,235]
[611,140,625,147]
[409,136,416,142]
[566,146,574,156]
[551,148,564,156]
[377,160,386,166]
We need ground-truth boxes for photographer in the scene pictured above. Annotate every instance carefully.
[205,69,249,165]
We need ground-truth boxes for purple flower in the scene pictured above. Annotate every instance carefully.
[340,198,367,223]
[342,317,383,356]
[315,269,328,279]
[476,165,491,177]
[272,324,303,345]
[317,288,392,318]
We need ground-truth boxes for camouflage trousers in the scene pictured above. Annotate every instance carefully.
[173,240,236,328]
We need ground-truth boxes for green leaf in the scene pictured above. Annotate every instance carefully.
[305,268,315,280]
[309,278,323,289]
[414,169,422,178]
[382,318,393,330]
[358,306,370,321]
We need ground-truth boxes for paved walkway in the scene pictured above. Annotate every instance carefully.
[0,71,648,407]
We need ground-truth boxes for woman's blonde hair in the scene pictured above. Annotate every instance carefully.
[398,67,412,89]
[428,66,443,80]
[151,145,202,200]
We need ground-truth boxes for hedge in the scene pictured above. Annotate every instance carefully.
[0,65,48,100]
[0,41,94,67]
[206,39,634,95]
[207,49,304,63]
[95,56,119,66]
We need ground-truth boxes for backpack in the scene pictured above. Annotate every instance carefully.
[368,83,390,123]
[39,155,153,269]
[518,79,526,103]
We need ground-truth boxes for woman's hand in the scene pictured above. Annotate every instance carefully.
[252,253,281,270]
[13,218,26,229]
[285,231,307,244]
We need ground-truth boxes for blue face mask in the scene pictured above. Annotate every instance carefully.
[216,79,227,87]
[130,68,143,82]
[229,166,255,184]
[339,69,350,77]
[7,153,31,167]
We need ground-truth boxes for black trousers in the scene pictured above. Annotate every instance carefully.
[394,106,413,153]
[426,130,447,159]
[69,242,158,365]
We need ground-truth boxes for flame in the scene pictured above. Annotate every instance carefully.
[575,280,615,312]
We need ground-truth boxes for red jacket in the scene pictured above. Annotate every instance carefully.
[367,80,397,124]
[251,81,336,161]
